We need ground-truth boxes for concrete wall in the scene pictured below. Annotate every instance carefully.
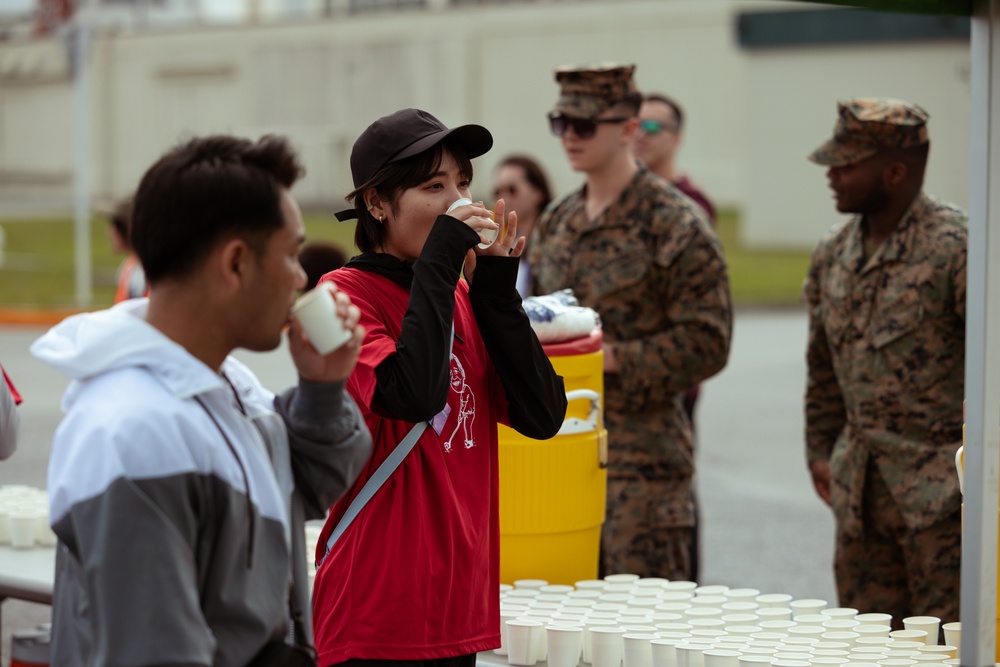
[0,0,973,250]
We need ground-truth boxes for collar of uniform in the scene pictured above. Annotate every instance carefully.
[855,191,930,275]
[569,166,649,236]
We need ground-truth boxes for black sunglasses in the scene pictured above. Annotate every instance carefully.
[548,113,631,139]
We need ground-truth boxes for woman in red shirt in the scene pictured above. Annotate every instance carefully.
[311,109,566,667]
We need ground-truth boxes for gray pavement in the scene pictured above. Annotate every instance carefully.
[0,307,837,664]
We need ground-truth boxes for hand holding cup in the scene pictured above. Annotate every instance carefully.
[289,281,364,383]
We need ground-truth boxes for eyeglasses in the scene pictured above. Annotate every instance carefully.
[548,113,631,139]
[637,118,679,136]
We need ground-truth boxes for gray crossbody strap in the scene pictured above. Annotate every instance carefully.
[319,326,454,567]
[319,420,427,565]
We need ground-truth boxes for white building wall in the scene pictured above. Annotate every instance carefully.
[0,0,973,250]
[743,40,971,249]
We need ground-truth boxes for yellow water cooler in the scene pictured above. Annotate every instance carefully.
[497,329,608,585]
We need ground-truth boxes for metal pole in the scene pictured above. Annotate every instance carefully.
[70,9,92,307]
[963,2,1000,665]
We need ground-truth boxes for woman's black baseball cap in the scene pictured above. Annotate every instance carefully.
[335,108,493,221]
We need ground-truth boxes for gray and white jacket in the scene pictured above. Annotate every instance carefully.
[31,300,371,667]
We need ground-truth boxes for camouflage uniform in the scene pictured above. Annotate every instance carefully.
[805,98,967,624]
[530,65,733,579]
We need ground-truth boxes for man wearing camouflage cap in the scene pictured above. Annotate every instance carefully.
[804,98,966,625]
[529,64,732,580]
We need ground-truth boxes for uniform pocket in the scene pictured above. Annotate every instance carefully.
[870,297,941,391]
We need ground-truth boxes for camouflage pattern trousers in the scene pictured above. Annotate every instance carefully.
[599,475,694,580]
[835,464,961,630]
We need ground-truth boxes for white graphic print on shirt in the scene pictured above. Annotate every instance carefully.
[444,354,476,452]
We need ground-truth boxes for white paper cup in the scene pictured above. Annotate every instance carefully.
[623,633,657,667]
[723,614,760,625]
[291,282,352,355]
[496,610,521,655]
[822,608,859,620]
[570,590,604,600]
[577,579,610,590]
[543,584,576,594]
[784,626,824,640]
[796,614,832,627]
[790,599,828,618]
[756,593,793,608]
[722,601,758,614]
[655,622,693,634]
[548,625,585,667]
[650,613,685,623]
[651,638,683,667]
[515,579,549,589]
[823,619,860,631]
[820,631,859,647]
[674,642,709,667]
[737,656,774,667]
[886,641,924,650]
[855,625,892,638]
[811,658,848,666]
[507,619,543,666]
[447,198,501,250]
[724,588,760,601]
[856,613,893,627]
[591,626,627,667]
[902,617,940,645]
[605,574,641,584]
[773,652,813,662]
[9,511,38,548]
[890,630,928,645]
[702,649,740,667]
[940,622,959,650]
[665,581,699,594]
[694,585,729,596]
[917,646,957,660]
[508,589,541,599]
[756,607,793,621]
[725,625,763,636]
[585,619,620,663]
[856,638,893,647]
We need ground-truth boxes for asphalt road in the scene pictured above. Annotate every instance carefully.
[0,307,837,664]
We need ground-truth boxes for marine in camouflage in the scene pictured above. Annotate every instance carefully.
[805,179,967,618]
[529,167,733,579]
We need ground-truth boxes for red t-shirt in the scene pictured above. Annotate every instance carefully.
[312,267,505,665]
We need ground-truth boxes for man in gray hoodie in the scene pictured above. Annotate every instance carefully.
[32,134,372,667]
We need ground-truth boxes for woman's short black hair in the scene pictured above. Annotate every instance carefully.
[347,137,473,254]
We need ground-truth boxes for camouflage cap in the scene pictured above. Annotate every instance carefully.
[809,98,930,167]
[552,64,638,118]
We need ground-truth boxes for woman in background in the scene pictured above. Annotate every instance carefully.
[492,155,553,298]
